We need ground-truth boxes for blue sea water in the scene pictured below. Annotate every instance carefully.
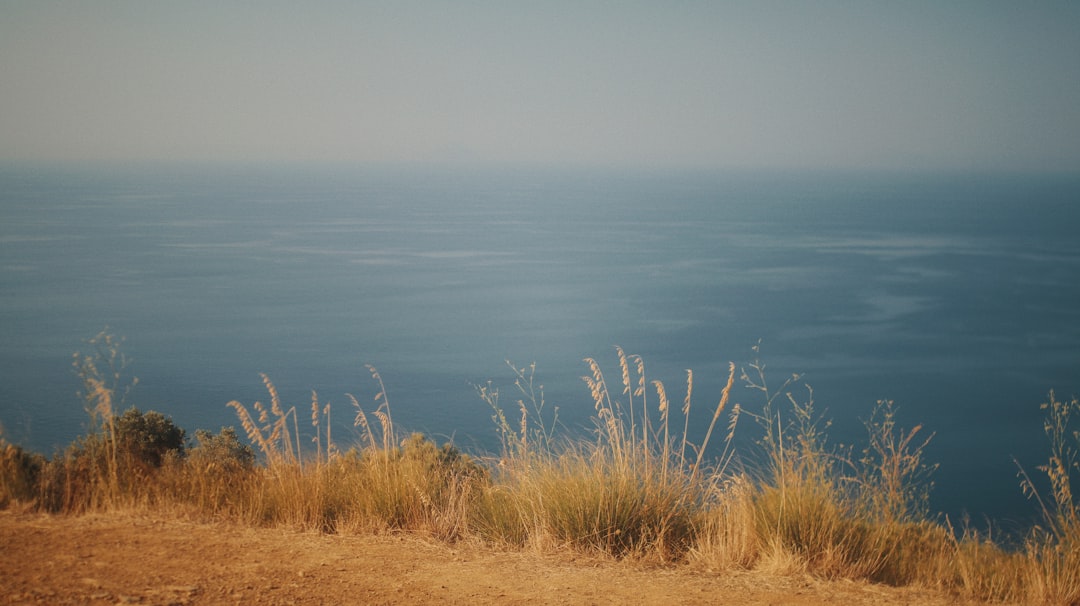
[1,163,1078,528]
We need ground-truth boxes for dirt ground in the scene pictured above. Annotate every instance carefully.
[0,510,985,605]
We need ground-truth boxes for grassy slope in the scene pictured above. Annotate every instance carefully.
[2,338,1078,604]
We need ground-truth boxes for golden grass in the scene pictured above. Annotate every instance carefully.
[3,333,1080,603]
[0,434,43,508]
[470,350,737,560]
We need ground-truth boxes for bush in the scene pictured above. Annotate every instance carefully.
[30,407,186,513]
[392,432,487,481]
[114,407,186,471]
[169,427,259,519]
[188,427,255,473]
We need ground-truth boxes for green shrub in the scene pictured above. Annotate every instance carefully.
[30,407,186,513]
[114,407,186,470]
[391,432,487,481]
[188,427,255,472]
[169,427,260,518]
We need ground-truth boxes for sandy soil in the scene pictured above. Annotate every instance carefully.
[0,510,983,605]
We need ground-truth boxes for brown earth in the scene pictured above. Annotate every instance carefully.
[0,510,986,605]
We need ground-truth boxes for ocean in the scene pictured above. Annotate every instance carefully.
[2,163,1078,528]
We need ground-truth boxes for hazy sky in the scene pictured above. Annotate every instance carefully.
[2,1,1079,171]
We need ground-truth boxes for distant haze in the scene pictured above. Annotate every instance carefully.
[2,1,1079,172]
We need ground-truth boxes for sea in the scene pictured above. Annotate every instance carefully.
[2,162,1078,530]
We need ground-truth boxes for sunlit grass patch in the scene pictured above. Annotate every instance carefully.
[471,349,736,561]
[224,370,486,538]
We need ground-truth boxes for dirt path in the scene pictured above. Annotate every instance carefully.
[0,510,981,605]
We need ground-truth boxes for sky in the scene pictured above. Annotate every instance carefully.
[2,1,1079,172]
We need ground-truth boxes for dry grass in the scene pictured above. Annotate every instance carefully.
[469,349,736,561]
[1014,390,1080,604]
[0,434,44,509]
[3,332,1080,603]
[221,370,486,539]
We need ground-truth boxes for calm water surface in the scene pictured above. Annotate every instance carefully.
[2,163,1079,527]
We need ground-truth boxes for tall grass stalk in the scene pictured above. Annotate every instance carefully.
[223,366,485,537]
[473,349,738,561]
[690,345,948,586]
[1016,390,1080,604]
[43,328,145,511]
